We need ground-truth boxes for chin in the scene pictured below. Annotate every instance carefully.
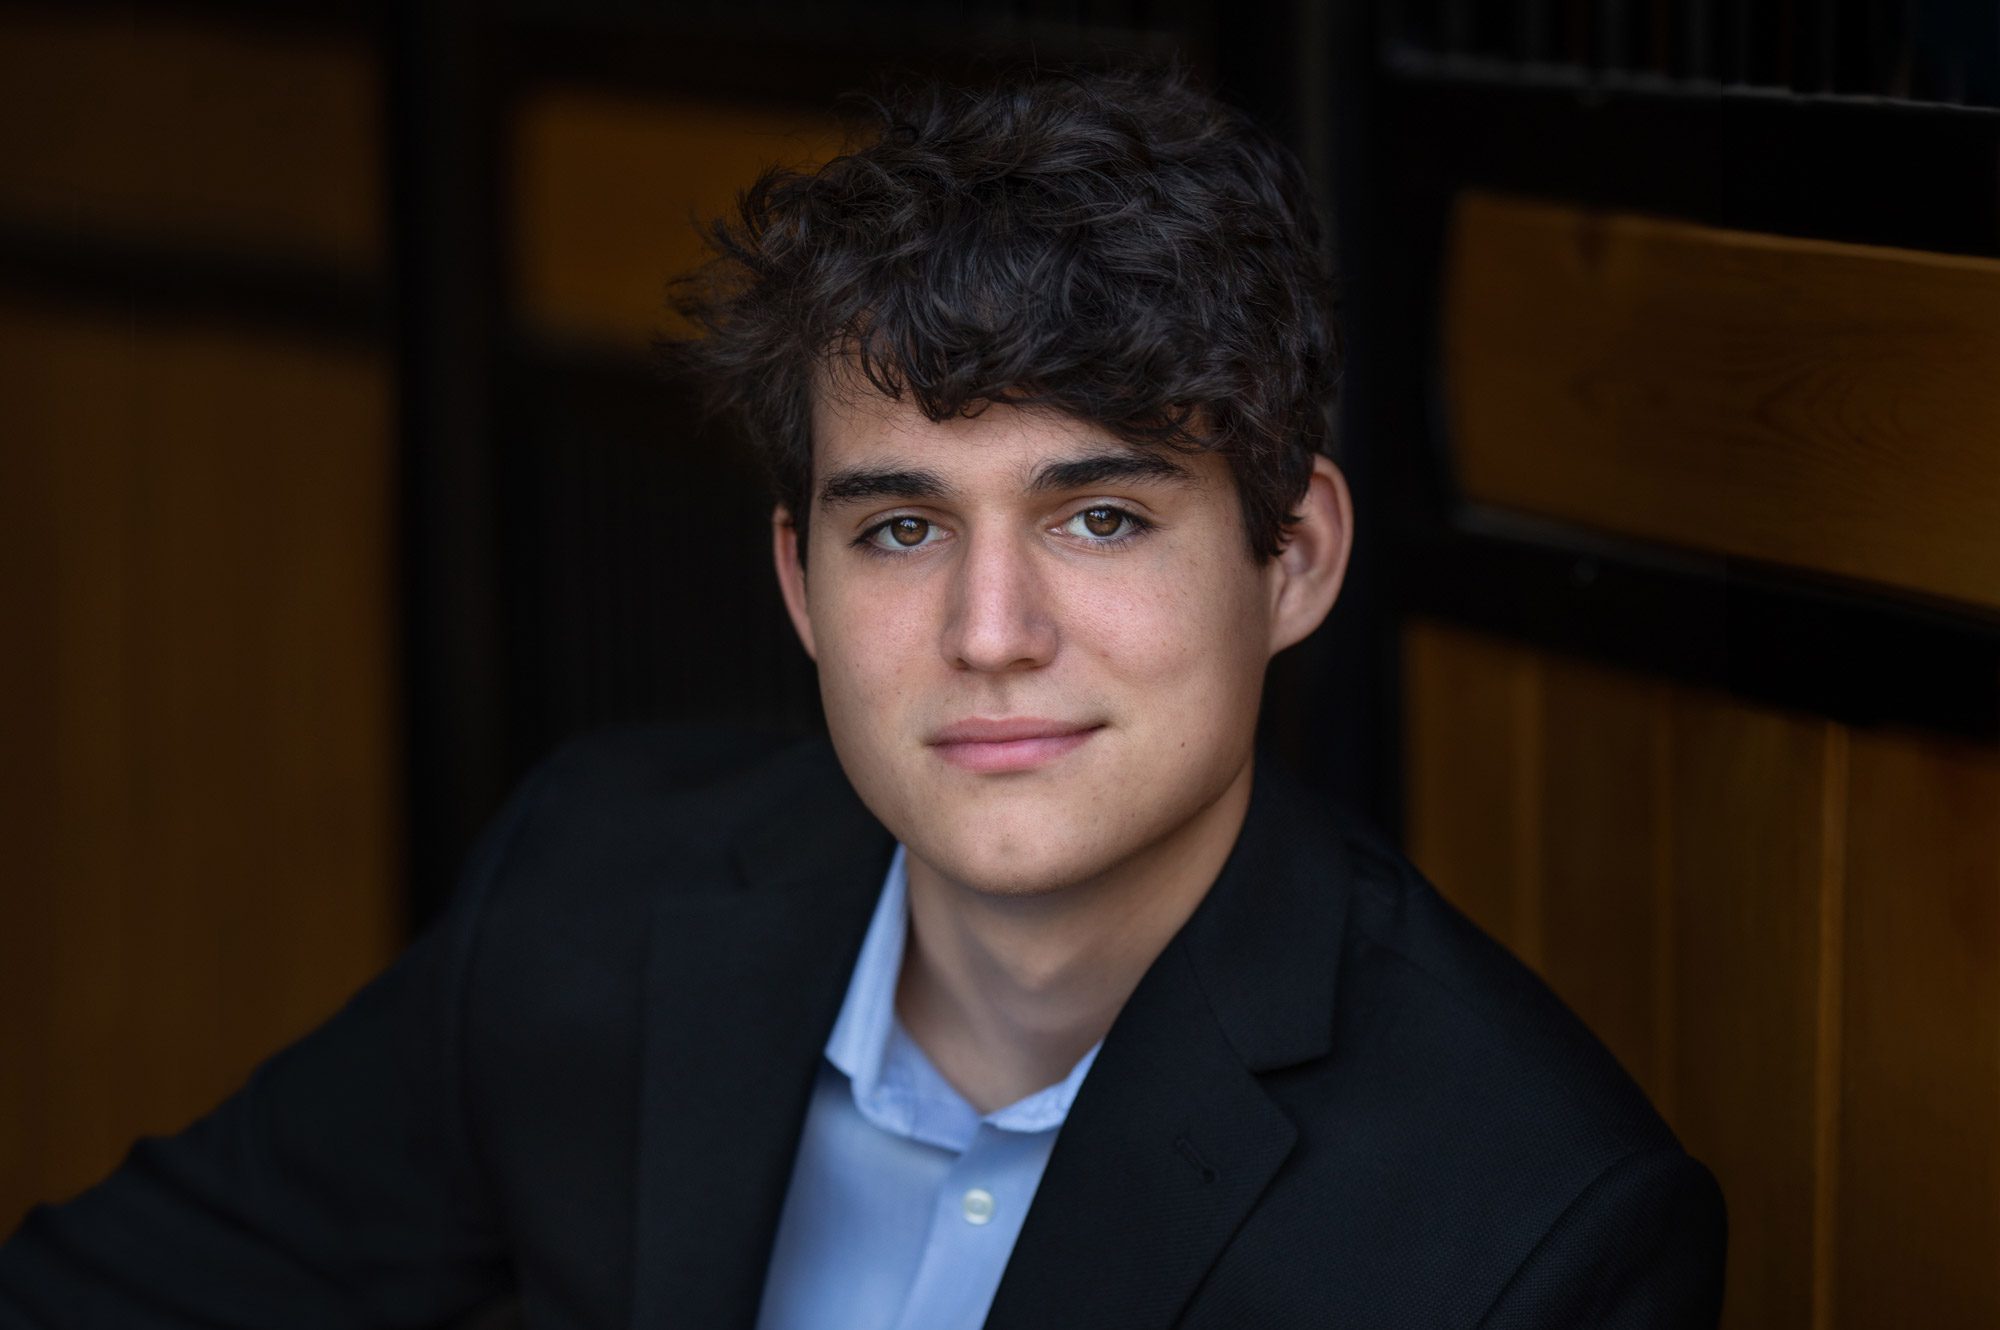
[845,736,1250,899]
[903,790,1169,899]
[916,838,1105,898]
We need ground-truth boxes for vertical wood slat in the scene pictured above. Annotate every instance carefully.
[0,313,78,1210]
[1403,621,1954,1330]
[1405,627,1679,1111]
[1837,732,2000,1326]
[1811,729,1848,1330]
[1612,689,1824,1330]
[1403,621,1545,961]
[1536,655,1671,1109]
[0,304,399,1228]
[1649,703,1678,1125]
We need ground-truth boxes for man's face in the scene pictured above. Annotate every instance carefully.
[774,389,1295,898]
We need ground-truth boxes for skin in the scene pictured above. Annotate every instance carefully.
[773,387,1353,1112]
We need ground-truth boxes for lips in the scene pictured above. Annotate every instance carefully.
[928,718,1103,774]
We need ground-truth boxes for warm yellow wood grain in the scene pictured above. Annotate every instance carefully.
[1402,620,1544,960]
[1445,193,2000,613]
[0,328,69,1209]
[0,7,381,271]
[0,303,399,1228]
[1405,620,2000,1329]
[1666,697,1830,1330]
[1836,729,2000,1327]
[511,86,840,349]
[1811,727,1848,1330]
[1534,654,1670,1109]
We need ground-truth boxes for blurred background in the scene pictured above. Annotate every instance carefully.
[1,1,1997,1324]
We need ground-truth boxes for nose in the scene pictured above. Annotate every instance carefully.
[940,526,1057,673]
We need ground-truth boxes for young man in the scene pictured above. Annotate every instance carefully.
[0,66,1723,1328]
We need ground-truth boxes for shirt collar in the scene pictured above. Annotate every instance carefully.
[824,845,1101,1146]
[823,845,909,1097]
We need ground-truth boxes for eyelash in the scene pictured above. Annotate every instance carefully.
[853,505,1156,556]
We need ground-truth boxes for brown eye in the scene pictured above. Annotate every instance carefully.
[1059,506,1149,544]
[863,515,936,551]
[864,510,948,548]
[1081,507,1123,538]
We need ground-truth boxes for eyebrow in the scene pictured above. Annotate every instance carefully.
[815,450,1195,510]
[817,466,952,508]
[1026,451,1195,493]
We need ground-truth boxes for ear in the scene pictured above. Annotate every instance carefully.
[771,505,817,662]
[1265,453,1354,656]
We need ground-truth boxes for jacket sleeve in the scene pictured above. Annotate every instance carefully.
[1477,1148,1728,1330]
[0,764,556,1330]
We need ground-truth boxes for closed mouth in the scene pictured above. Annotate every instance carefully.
[928,719,1103,773]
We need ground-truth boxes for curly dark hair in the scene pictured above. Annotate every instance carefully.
[668,62,1339,561]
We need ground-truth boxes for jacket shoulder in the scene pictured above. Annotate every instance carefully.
[454,724,869,1024]
[1255,808,1711,1319]
[534,720,843,823]
[1332,811,1676,1158]
[488,722,856,898]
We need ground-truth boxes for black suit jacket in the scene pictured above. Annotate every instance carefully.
[0,726,1725,1328]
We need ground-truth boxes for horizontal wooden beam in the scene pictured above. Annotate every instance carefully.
[1446,192,2000,615]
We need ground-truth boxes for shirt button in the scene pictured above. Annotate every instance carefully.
[961,1187,996,1225]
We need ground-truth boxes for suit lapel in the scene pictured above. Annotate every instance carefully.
[629,760,893,1330]
[985,760,1352,1330]
[982,937,1299,1330]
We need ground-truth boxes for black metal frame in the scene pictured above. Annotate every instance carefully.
[387,0,516,926]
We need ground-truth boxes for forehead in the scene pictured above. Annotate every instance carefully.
[815,382,1098,460]
[808,385,1219,498]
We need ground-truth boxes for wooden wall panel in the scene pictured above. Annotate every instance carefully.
[1534,656,1671,1112]
[1403,621,2000,1329]
[1403,620,1544,961]
[0,321,74,1214]
[1664,696,1832,1330]
[1445,193,2000,613]
[511,87,838,349]
[0,303,399,1227]
[1408,632,1676,1105]
[1837,731,2000,1326]
[0,7,381,269]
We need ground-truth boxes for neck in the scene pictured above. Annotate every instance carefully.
[895,760,1255,1114]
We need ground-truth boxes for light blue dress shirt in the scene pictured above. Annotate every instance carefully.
[755,846,1101,1330]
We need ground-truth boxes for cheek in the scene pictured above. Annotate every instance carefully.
[1071,555,1269,698]
[809,576,932,714]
